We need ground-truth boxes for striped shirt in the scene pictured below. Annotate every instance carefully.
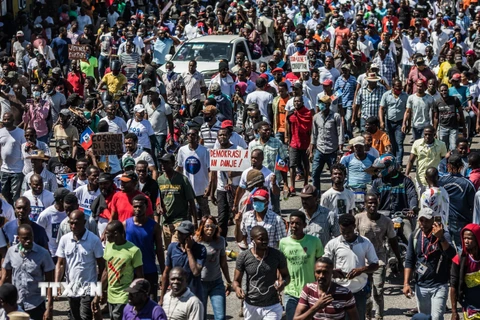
[298,282,356,320]
[161,72,185,106]
[355,85,387,119]
[119,52,141,79]
[200,120,222,150]
[240,209,287,249]
[334,75,357,108]
[182,70,206,103]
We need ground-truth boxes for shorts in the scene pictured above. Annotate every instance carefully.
[289,148,308,168]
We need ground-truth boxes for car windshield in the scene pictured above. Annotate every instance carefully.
[172,42,233,62]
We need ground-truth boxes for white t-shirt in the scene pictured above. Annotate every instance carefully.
[74,185,101,217]
[37,205,68,256]
[177,144,210,197]
[126,119,155,149]
[320,188,355,216]
[146,101,172,136]
[0,199,16,225]
[101,116,128,134]
[239,166,276,191]
[23,189,55,222]
[0,127,26,173]
[319,67,340,84]
[76,14,92,31]
[245,91,274,123]
[304,80,324,105]
[67,176,88,192]
[21,140,51,175]
[107,12,120,27]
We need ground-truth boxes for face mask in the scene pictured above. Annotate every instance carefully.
[460,13,465,18]
[33,91,41,98]
[204,116,213,122]
[254,132,260,139]
[318,102,327,111]
[253,201,266,212]
[393,89,402,96]
[86,53,90,59]
[296,47,304,53]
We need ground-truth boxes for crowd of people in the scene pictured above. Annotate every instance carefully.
[1,0,480,320]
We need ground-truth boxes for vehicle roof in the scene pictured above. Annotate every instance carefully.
[185,35,242,44]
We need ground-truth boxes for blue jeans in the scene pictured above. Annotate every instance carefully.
[98,55,110,78]
[415,284,449,320]
[311,149,337,192]
[284,294,299,320]
[155,135,167,153]
[412,127,424,141]
[201,277,226,320]
[345,107,353,139]
[1,172,24,204]
[386,120,405,165]
[438,126,458,151]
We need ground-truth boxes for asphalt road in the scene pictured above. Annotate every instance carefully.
[50,133,474,319]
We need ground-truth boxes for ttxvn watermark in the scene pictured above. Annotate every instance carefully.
[38,282,102,297]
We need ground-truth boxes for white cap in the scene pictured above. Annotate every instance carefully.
[16,31,24,36]
[133,104,146,113]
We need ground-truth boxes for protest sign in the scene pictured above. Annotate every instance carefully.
[91,133,123,156]
[68,44,88,60]
[209,149,250,172]
[289,55,309,72]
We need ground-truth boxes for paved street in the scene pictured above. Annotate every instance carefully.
[51,133,477,319]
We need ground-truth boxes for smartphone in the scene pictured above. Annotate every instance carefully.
[434,216,442,223]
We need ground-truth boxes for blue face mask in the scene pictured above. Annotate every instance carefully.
[254,133,260,140]
[86,53,90,59]
[318,102,327,111]
[296,46,304,53]
[33,91,41,98]
[253,201,266,212]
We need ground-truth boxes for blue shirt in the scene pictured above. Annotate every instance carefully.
[439,173,476,230]
[3,220,49,249]
[340,153,376,188]
[449,85,470,106]
[334,75,357,108]
[51,37,72,65]
[165,242,206,301]
[122,299,167,320]
[153,38,173,65]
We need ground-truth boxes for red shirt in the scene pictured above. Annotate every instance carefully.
[67,72,85,97]
[288,106,312,150]
[469,168,480,191]
[109,190,154,222]
[99,188,119,220]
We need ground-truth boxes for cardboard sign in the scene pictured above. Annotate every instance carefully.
[210,149,250,172]
[92,133,123,156]
[289,55,309,72]
[68,44,88,60]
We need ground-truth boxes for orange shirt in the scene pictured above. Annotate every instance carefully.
[371,129,391,155]
[334,26,351,48]
[277,97,289,133]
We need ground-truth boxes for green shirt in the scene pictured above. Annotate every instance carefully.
[80,56,98,78]
[157,172,195,224]
[84,111,100,132]
[103,241,143,304]
[279,234,324,298]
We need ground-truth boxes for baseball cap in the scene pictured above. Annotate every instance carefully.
[210,82,221,94]
[201,105,217,114]
[119,171,138,182]
[322,79,333,86]
[293,82,303,89]
[451,73,461,81]
[133,104,146,113]
[52,67,62,75]
[272,67,284,74]
[59,109,71,117]
[349,136,365,146]
[319,95,332,104]
[252,188,269,201]
[159,153,175,163]
[455,55,463,62]
[296,40,305,46]
[415,56,425,65]
[98,172,112,183]
[54,187,70,200]
[299,185,317,198]
[418,208,434,220]
[467,49,476,56]
[370,63,380,70]
[247,103,259,110]
[122,157,135,168]
[221,120,234,128]
[16,31,24,36]
[124,278,151,294]
[341,63,351,70]
[176,220,195,234]
[56,139,70,149]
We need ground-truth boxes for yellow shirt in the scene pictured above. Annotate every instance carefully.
[411,138,447,185]
[53,124,79,149]
[101,73,127,96]
[437,61,453,86]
